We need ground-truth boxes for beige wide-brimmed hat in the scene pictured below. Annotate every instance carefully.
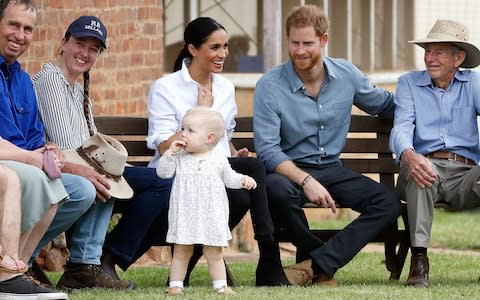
[64,133,134,199]
[409,19,480,68]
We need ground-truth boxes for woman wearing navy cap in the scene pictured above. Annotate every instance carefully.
[32,15,172,290]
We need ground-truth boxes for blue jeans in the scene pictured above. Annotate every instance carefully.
[32,173,98,264]
[104,166,172,270]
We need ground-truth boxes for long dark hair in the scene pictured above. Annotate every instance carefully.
[173,17,226,72]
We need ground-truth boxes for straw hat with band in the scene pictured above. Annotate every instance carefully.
[409,19,480,68]
[63,133,134,199]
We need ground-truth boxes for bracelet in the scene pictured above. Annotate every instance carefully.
[301,174,312,187]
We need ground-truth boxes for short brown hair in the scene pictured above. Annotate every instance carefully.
[0,0,36,20]
[286,4,328,38]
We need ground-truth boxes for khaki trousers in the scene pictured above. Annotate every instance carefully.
[397,158,480,248]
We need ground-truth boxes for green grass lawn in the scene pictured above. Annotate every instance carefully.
[47,210,480,299]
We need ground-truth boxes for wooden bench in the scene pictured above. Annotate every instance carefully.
[94,114,411,281]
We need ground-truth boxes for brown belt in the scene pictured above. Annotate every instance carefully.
[426,151,474,165]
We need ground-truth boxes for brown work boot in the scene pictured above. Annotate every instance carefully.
[312,272,336,286]
[283,259,314,286]
[406,254,429,288]
[56,264,135,290]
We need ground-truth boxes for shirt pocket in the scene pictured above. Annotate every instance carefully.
[451,106,476,140]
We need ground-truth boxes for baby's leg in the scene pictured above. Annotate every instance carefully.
[169,244,194,291]
[203,246,235,294]
[203,246,225,281]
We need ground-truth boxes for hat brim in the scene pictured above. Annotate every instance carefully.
[63,150,133,199]
[409,39,480,68]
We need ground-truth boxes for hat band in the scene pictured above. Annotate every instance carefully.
[76,148,122,182]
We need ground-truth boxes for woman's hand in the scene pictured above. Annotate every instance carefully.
[197,85,214,107]
[62,161,111,202]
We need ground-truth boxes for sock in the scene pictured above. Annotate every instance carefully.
[411,247,427,256]
[169,281,183,288]
[212,279,227,289]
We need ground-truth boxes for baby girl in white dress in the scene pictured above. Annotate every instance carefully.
[157,106,256,295]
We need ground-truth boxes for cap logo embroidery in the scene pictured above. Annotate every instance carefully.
[85,20,103,36]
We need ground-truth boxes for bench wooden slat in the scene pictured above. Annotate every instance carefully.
[118,141,154,156]
[95,116,149,135]
[234,115,393,134]
[343,139,391,153]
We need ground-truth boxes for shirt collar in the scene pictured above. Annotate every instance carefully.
[180,57,219,90]
[180,58,195,83]
[42,62,81,93]
[417,69,469,87]
[0,56,20,75]
[44,62,69,83]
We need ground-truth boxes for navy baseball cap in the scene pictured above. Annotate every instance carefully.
[66,16,107,49]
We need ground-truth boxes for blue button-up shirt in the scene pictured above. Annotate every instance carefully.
[0,56,45,150]
[253,57,394,172]
[390,70,480,164]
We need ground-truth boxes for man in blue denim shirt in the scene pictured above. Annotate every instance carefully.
[390,19,480,288]
[253,5,401,286]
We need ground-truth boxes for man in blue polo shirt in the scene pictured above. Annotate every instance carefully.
[0,0,131,292]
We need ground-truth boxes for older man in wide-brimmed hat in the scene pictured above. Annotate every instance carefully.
[390,19,480,288]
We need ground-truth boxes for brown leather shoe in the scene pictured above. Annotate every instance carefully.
[312,272,336,286]
[283,259,314,286]
[406,254,429,288]
[57,264,135,290]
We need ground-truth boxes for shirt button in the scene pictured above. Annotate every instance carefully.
[320,125,324,129]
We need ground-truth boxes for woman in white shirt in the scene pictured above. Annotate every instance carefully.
[147,17,289,287]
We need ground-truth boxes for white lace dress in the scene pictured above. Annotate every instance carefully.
[157,148,244,246]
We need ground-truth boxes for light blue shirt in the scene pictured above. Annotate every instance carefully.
[390,70,480,164]
[253,57,395,173]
